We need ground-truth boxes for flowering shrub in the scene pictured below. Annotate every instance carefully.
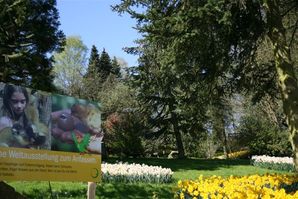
[251,155,295,172]
[102,162,173,183]
[215,150,250,159]
[228,150,250,159]
[177,174,298,199]
[103,112,144,157]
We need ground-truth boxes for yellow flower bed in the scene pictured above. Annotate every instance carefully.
[228,150,250,159]
[177,174,298,199]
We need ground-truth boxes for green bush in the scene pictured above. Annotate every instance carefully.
[236,116,292,157]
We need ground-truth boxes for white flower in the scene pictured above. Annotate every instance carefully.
[101,162,173,183]
[251,155,294,164]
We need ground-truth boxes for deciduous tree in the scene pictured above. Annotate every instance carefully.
[52,36,88,97]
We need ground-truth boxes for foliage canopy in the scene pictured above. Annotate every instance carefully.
[0,0,65,91]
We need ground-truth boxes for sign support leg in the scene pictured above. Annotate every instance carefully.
[87,182,96,199]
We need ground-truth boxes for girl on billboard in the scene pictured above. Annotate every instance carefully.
[0,84,45,148]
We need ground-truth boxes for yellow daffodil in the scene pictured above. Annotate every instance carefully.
[177,174,298,198]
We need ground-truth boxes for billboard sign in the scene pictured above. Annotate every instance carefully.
[0,82,102,182]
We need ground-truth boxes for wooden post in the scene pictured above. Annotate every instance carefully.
[87,182,96,199]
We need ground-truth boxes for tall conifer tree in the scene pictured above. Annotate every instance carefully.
[113,0,298,161]
[98,49,113,81]
[111,56,121,78]
[82,45,101,101]
[85,45,100,78]
[0,0,65,91]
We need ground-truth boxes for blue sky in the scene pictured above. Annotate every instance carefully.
[57,0,140,67]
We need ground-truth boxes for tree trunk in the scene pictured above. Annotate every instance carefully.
[173,126,185,159]
[265,0,298,171]
[213,100,230,159]
[214,118,229,159]
[223,131,229,159]
[220,117,230,159]
[172,112,185,159]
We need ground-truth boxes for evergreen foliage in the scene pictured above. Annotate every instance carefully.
[83,46,122,102]
[235,95,291,157]
[237,115,292,157]
[0,0,65,91]
[113,0,298,161]
[85,45,100,79]
[98,49,113,81]
[82,46,142,157]
[111,56,121,78]
[82,45,102,101]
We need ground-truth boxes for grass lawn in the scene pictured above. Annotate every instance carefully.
[7,158,292,199]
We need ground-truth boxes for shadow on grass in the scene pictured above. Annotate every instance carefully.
[96,183,173,199]
[21,187,87,199]
[13,181,173,199]
[104,157,251,172]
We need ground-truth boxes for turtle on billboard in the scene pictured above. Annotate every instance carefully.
[51,94,103,154]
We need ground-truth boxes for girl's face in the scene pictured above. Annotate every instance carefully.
[10,92,27,116]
